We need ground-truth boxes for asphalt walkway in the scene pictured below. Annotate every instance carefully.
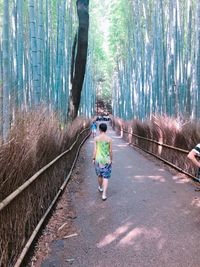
[40,125,200,267]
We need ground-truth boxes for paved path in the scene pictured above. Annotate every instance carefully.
[41,126,200,267]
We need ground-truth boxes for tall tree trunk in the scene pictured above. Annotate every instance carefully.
[29,0,39,106]
[37,0,44,102]
[68,0,89,120]
[0,41,3,140]
[45,0,50,106]
[17,0,24,109]
[197,1,200,117]
[2,0,10,141]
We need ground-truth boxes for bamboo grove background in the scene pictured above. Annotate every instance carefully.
[109,0,200,121]
[1,0,200,140]
[0,0,96,142]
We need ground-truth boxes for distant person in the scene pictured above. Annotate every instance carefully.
[92,123,112,201]
[91,121,97,138]
[187,144,200,181]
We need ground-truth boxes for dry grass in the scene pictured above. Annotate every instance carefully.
[0,112,90,200]
[0,110,62,200]
[0,109,90,267]
[111,115,200,179]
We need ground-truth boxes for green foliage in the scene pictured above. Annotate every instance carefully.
[109,0,129,60]
[89,0,130,111]
[0,0,3,33]
[89,0,113,108]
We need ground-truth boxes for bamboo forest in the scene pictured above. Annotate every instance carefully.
[1,0,200,266]
[0,0,200,137]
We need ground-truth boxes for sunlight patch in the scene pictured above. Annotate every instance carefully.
[117,144,127,147]
[191,197,200,207]
[111,135,122,139]
[126,165,134,169]
[118,227,161,246]
[158,238,166,250]
[172,175,189,184]
[134,175,165,182]
[97,222,133,248]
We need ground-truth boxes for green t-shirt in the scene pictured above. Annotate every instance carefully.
[96,141,110,165]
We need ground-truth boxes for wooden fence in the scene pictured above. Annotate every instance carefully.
[111,119,198,181]
[0,127,90,267]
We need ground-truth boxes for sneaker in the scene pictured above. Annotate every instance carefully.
[98,186,103,192]
[102,194,107,201]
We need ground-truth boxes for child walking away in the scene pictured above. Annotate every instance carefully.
[93,123,112,201]
[91,121,97,138]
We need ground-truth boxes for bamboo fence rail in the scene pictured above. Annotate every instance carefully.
[111,122,199,182]
[0,127,89,212]
[0,126,90,267]
[14,130,90,267]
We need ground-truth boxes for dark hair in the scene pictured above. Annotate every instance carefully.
[99,123,107,132]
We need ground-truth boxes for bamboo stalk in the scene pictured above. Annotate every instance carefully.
[2,0,10,141]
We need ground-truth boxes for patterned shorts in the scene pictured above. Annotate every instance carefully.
[95,162,112,179]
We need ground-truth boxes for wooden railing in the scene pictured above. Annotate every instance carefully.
[0,127,90,267]
[112,123,198,182]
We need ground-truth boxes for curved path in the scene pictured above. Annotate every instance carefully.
[40,126,200,267]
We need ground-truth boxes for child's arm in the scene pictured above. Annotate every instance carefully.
[109,140,113,164]
[93,140,97,163]
[187,149,200,168]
